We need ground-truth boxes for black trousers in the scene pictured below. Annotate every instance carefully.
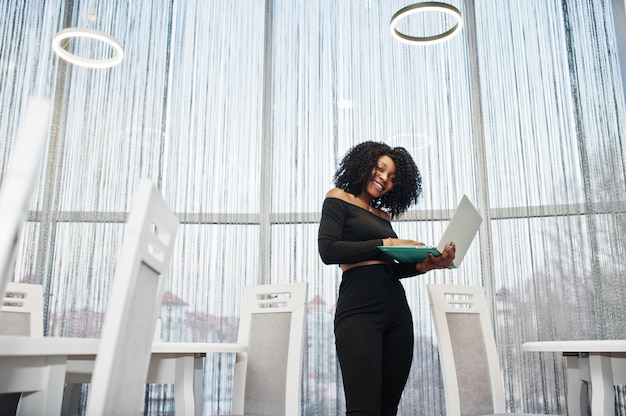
[334,264,414,416]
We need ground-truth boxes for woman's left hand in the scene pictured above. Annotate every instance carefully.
[416,242,456,272]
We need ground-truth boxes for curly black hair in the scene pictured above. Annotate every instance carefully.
[333,141,422,218]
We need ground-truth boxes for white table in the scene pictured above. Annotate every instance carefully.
[0,336,247,416]
[522,340,626,416]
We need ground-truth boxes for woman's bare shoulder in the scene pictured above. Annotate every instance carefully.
[325,187,350,201]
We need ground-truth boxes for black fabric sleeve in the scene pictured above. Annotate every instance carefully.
[318,198,388,265]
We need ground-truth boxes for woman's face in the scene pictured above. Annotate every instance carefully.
[365,155,396,198]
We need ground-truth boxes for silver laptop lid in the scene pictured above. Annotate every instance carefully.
[436,195,482,268]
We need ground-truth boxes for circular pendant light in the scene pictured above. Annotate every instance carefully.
[390,2,463,45]
[52,27,124,69]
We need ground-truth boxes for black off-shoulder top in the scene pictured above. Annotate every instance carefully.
[318,197,423,279]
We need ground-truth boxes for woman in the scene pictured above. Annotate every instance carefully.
[318,141,455,416]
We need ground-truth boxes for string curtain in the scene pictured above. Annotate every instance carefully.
[0,0,624,414]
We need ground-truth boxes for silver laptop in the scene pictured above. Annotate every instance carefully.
[378,195,482,268]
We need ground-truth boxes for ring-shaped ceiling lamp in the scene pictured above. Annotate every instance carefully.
[390,2,463,45]
[52,27,124,69]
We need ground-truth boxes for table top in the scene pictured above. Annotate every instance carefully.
[0,336,247,356]
[522,339,626,353]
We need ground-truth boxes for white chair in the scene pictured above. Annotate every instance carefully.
[426,283,556,416]
[0,179,177,416]
[0,282,44,337]
[0,282,45,412]
[0,97,50,415]
[83,178,179,415]
[0,98,51,303]
[226,281,308,416]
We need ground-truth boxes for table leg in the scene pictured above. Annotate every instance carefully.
[193,354,204,416]
[565,355,586,416]
[588,353,614,416]
[174,355,196,416]
[16,356,67,416]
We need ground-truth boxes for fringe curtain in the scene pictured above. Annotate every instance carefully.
[1,0,624,414]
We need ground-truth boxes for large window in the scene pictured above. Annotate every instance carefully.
[1,0,625,414]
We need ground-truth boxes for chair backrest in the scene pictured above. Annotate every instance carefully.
[85,178,179,416]
[231,282,308,416]
[426,283,506,416]
[0,282,44,336]
[0,98,51,302]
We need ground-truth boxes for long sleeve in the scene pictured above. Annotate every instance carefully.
[318,198,393,265]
